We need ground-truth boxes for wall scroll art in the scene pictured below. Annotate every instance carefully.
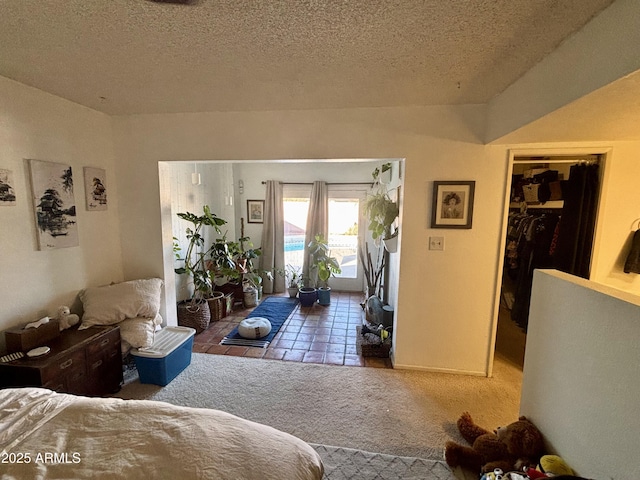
[84,166,107,211]
[0,169,16,205]
[28,159,79,249]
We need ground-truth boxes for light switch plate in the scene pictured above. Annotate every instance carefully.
[429,236,444,250]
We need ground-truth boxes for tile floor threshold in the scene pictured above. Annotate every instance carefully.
[192,292,392,368]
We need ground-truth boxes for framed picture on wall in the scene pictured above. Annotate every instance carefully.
[247,199,264,224]
[431,181,475,229]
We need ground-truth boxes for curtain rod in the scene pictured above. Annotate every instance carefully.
[261,181,373,186]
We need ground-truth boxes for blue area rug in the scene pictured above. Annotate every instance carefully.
[220,297,299,348]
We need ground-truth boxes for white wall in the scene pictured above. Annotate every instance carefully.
[168,162,236,302]
[521,270,640,479]
[110,106,640,374]
[0,76,123,346]
[2,72,639,375]
[111,105,505,374]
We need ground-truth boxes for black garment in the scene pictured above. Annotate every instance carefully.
[511,214,560,331]
[624,229,640,274]
[553,164,599,279]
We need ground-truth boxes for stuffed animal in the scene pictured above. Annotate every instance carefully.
[445,412,545,474]
[56,305,80,331]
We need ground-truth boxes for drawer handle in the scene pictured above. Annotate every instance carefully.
[100,338,110,347]
[91,359,103,369]
[60,359,73,370]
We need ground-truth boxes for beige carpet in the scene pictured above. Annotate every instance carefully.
[115,352,521,461]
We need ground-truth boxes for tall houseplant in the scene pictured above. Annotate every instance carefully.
[174,206,227,322]
[308,234,341,305]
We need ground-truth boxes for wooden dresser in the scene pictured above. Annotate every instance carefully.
[0,325,123,396]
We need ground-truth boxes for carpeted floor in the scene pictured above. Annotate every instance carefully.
[115,352,522,462]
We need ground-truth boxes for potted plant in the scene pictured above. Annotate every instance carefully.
[308,234,341,306]
[285,264,302,298]
[174,206,227,332]
[365,163,399,253]
[298,276,318,308]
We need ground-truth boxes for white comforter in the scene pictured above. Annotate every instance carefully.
[0,388,323,480]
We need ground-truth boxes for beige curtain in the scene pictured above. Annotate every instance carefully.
[302,181,328,284]
[260,181,285,293]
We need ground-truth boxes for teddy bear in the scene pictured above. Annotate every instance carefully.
[55,305,80,331]
[444,412,545,474]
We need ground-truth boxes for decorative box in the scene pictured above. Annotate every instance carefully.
[4,319,60,353]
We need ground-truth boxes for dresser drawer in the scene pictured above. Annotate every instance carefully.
[86,328,120,358]
[40,349,86,384]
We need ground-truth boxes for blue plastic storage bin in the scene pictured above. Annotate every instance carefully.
[131,326,196,386]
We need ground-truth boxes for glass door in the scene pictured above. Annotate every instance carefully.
[283,186,365,292]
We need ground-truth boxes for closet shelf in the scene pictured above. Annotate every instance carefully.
[509,201,564,210]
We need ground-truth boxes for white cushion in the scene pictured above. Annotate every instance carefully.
[117,314,162,352]
[238,317,272,339]
[79,278,163,328]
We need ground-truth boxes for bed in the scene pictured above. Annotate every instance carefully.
[0,387,324,479]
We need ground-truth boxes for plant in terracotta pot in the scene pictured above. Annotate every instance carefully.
[308,234,341,306]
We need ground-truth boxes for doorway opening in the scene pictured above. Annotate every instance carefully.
[492,150,607,372]
[158,158,404,342]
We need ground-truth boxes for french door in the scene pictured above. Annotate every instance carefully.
[283,186,365,292]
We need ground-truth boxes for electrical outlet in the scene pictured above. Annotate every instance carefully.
[429,236,444,251]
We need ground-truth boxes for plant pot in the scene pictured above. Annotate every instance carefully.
[317,287,331,306]
[287,286,299,299]
[176,299,211,334]
[298,287,317,307]
[243,285,258,308]
[383,234,398,253]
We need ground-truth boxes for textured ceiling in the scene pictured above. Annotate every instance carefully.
[0,0,615,115]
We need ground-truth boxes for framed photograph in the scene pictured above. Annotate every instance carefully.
[84,166,107,211]
[28,159,79,249]
[431,181,475,229]
[247,199,265,224]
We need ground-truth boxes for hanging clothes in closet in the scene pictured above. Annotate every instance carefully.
[505,210,561,331]
[503,160,600,331]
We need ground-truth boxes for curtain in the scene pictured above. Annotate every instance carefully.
[260,181,285,293]
[553,163,600,279]
[302,181,328,283]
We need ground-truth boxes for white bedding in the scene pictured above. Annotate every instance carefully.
[0,388,323,480]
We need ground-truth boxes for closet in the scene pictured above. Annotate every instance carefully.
[496,154,602,367]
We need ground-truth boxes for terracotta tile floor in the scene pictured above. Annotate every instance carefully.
[193,291,392,368]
